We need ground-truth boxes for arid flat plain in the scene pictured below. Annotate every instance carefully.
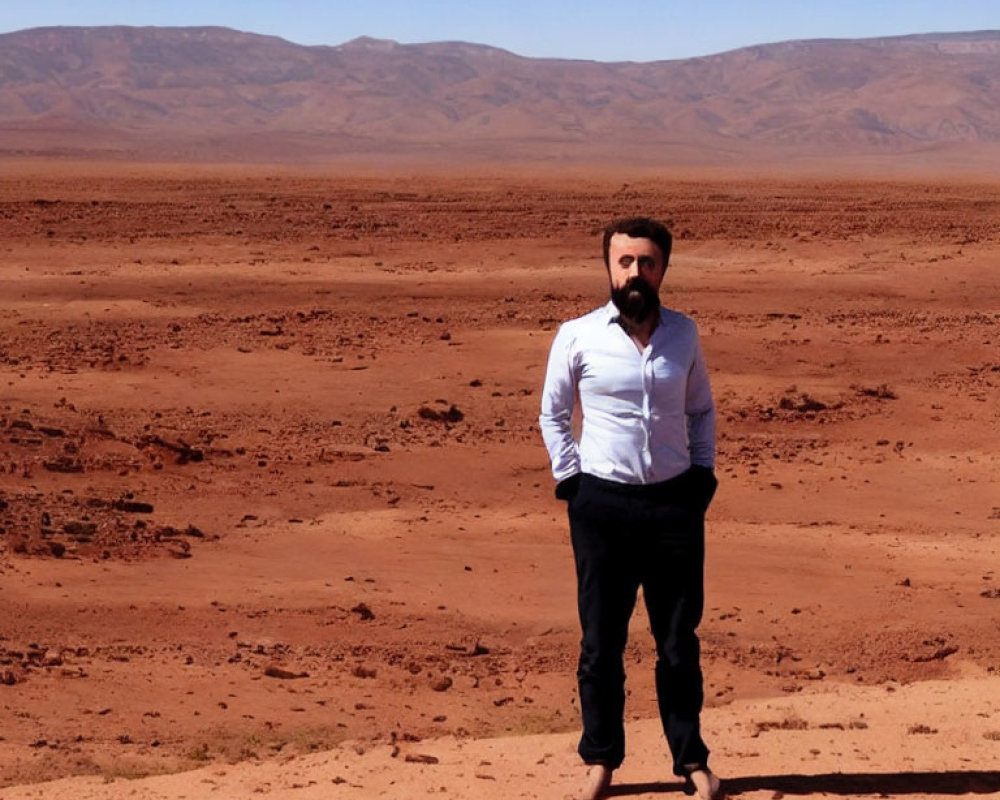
[1,163,999,799]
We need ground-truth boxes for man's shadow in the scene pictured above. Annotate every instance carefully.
[607,770,1000,796]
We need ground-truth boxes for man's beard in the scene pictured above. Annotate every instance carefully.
[611,277,660,323]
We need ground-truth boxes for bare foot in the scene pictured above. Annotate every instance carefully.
[686,768,723,800]
[578,764,613,800]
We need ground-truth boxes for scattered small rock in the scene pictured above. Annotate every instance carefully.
[908,723,938,734]
[417,404,464,423]
[0,668,22,686]
[113,500,154,514]
[263,664,309,680]
[911,645,958,663]
[404,753,439,765]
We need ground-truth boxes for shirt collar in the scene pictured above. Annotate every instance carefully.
[603,300,664,331]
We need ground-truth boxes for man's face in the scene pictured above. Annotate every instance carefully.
[607,233,666,322]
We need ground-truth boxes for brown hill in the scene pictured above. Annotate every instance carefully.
[1,25,999,165]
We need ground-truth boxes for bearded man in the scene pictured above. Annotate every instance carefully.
[539,216,722,800]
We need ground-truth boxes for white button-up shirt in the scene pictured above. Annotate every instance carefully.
[539,301,715,485]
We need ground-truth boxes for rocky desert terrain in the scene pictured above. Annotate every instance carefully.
[1,161,999,798]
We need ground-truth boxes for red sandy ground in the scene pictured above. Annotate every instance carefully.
[1,163,999,798]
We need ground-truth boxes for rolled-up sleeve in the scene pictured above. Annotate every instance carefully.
[539,324,581,482]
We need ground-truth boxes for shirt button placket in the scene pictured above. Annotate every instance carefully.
[641,349,653,480]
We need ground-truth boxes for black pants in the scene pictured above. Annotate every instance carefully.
[568,471,710,774]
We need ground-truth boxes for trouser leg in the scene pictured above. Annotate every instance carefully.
[640,505,709,775]
[569,482,639,770]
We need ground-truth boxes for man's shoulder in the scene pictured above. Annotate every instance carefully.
[659,306,698,330]
[654,307,702,348]
[559,304,613,332]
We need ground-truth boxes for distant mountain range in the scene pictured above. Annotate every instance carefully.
[1,25,999,166]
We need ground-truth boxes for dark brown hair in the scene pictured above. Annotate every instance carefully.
[602,217,672,268]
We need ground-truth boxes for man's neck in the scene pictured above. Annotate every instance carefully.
[617,311,658,349]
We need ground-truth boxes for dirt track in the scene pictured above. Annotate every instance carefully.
[1,165,999,792]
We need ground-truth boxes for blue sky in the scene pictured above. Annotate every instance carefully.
[1,0,997,62]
